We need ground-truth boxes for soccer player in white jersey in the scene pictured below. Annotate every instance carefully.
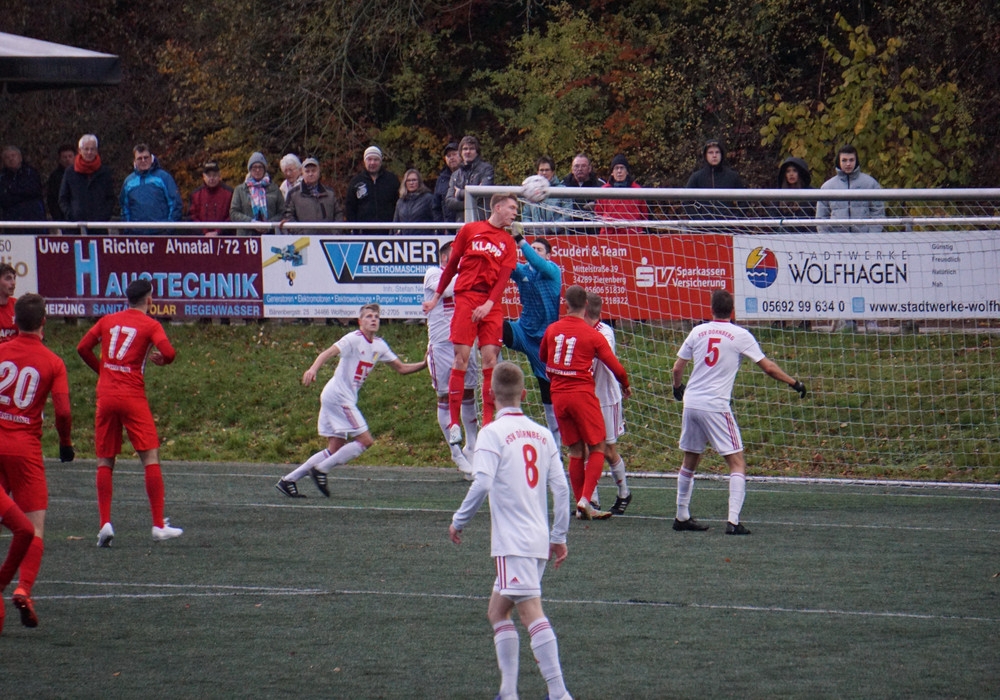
[449,362,573,700]
[584,292,632,514]
[424,241,480,478]
[275,303,427,498]
[672,290,806,534]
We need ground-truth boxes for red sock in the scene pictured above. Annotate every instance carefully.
[0,503,34,591]
[96,465,114,526]
[582,450,606,504]
[145,463,165,528]
[482,366,495,425]
[568,456,585,504]
[15,536,43,596]
[448,369,466,427]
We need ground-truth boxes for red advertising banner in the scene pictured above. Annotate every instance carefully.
[35,236,264,318]
[501,233,732,320]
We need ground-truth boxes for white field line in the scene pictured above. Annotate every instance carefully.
[33,581,1000,624]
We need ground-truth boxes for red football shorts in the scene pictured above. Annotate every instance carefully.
[450,291,504,349]
[0,450,48,513]
[552,391,606,447]
[95,394,160,458]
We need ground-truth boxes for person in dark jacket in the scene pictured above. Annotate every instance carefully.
[772,156,815,228]
[189,161,234,235]
[345,145,400,234]
[283,157,346,234]
[684,139,747,221]
[444,135,494,222]
[46,144,75,221]
[59,134,116,235]
[394,168,440,235]
[120,143,182,234]
[433,142,461,223]
[0,146,46,234]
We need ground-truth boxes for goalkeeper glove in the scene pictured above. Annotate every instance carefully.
[791,380,807,398]
[673,383,685,401]
[510,222,525,245]
[59,445,75,462]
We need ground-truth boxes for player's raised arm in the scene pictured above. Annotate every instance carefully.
[757,358,807,397]
[303,343,341,386]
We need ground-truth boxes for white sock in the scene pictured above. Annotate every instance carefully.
[543,403,562,453]
[493,620,520,699]
[529,617,568,700]
[462,399,479,452]
[316,441,367,473]
[609,456,628,497]
[728,473,746,524]
[676,467,695,520]
[283,449,330,481]
[437,401,451,438]
[451,444,472,472]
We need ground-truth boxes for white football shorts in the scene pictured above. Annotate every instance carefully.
[678,407,744,456]
[428,341,480,395]
[493,555,546,602]
[601,401,626,444]
[317,400,369,439]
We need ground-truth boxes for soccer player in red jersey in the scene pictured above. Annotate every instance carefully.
[0,294,75,629]
[77,278,182,546]
[540,285,631,520]
[0,263,17,344]
[421,192,519,439]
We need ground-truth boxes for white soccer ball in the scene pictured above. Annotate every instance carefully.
[520,175,550,204]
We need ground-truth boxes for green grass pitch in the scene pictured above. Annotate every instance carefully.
[1,461,997,698]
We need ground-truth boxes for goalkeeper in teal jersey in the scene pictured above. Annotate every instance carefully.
[503,227,564,449]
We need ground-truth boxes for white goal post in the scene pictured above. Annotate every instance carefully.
[470,185,1000,477]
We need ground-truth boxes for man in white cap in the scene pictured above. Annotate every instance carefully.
[345,145,400,233]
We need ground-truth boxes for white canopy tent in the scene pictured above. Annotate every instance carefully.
[0,32,120,92]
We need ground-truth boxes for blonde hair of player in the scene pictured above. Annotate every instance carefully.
[491,361,525,408]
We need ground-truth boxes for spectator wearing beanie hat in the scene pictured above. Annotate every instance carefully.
[230,151,284,235]
[433,142,461,222]
[595,153,648,235]
[345,145,400,233]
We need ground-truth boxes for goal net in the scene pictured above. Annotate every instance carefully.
[476,185,1000,478]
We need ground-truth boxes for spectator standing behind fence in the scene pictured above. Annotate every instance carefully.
[279,154,303,199]
[444,135,494,223]
[189,161,233,236]
[230,152,284,235]
[816,145,885,233]
[771,157,815,228]
[684,139,747,221]
[0,146,46,234]
[120,144,182,235]
[521,156,569,236]
[595,153,648,235]
[345,146,399,234]
[282,157,346,234]
[561,152,605,234]
[59,135,116,235]
[433,142,461,223]
[46,144,75,221]
[394,168,439,235]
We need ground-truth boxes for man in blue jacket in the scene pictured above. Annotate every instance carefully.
[120,144,182,234]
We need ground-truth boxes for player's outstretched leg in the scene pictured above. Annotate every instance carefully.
[447,369,466,443]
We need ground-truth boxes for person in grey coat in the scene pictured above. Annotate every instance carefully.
[816,145,885,233]
[444,135,494,222]
[230,151,284,235]
[282,157,345,234]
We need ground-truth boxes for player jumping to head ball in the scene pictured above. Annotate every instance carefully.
[422,193,519,442]
[671,289,806,534]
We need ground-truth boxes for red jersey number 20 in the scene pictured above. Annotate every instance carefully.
[0,361,41,409]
